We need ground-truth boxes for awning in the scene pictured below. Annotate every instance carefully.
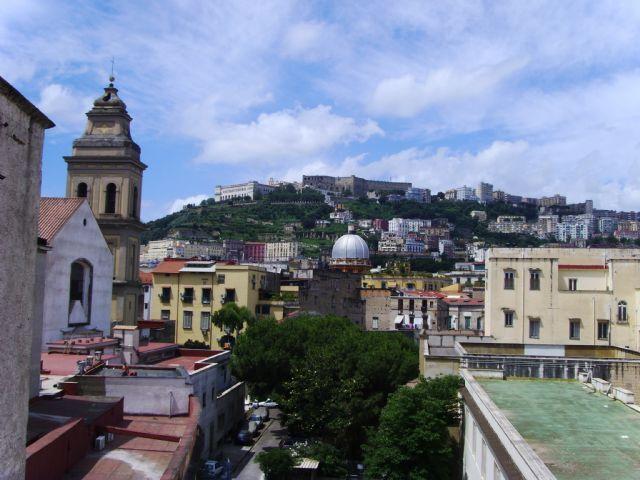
[394,315,405,325]
[413,316,424,329]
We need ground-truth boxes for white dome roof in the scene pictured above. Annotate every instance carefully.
[331,234,369,259]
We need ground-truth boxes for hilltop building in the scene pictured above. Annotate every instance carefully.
[475,182,493,203]
[214,180,275,202]
[65,77,146,325]
[302,174,411,197]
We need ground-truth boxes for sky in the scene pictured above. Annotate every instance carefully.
[3,1,640,221]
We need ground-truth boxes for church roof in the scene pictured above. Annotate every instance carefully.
[38,197,85,244]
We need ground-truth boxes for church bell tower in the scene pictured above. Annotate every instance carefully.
[65,76,147,325]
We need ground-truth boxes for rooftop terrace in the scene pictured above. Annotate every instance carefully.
[478,378,640,479]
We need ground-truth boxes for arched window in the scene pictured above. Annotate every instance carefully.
[105,183,117,214]
[131,185,138,218]
[618,301,628,322]
[69,260,93,325]
[77,182,88,198]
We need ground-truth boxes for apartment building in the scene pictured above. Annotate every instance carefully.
[485,248,640,350]
[488,215,531,234]
[555,214,594,242]
[475,182,493,203]
[536,214,559,238]
[388,218,430,237]
[405,187,431,203]
[362,273,451,291]
[455,185,478,202]
[150,259,278,347]
[598,217,619,235]
[265,241,300,262]
[214,180,275,202]
[390,290,449,330]
[539,194,567,207]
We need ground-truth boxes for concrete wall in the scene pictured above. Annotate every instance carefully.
[0,80,52,480]
[463,405,507,480]
[30,247,48,398]
[41,202,113,346]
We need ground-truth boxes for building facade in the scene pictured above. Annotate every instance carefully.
[65,78,146,325]
[302,174,411,197]
[265,241,300,262]
[405,187,431,203]
[150,260,278,347]
[37,198,113,347]
[0,76,54,479]
[475,182,493,203]
[362,274,451,291]
[214,180,275,202]
[485,248,640,350]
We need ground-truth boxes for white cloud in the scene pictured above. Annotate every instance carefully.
[195,105,383,165]
[168,194,209,214]
[37,84,92,133]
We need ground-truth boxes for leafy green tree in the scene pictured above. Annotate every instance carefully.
[212,302,253,339]
[363,376,462,480]
[297,441,348,477]
[256,448,296,480]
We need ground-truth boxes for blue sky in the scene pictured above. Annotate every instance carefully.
[3,1,640,220]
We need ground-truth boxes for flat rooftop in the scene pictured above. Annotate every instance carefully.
[479,378,640,479]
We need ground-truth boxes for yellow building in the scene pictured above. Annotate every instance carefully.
[150,259,280,347]
[362,273,451,291]
[486,248,640,350]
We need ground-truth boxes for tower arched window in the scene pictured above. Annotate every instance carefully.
[77,182,88,198]
[131,185,138,218]
[105,183,117,214]
[618,301,628,322]
[69,260,93,325]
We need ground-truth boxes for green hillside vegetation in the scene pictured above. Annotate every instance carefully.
[143,187,542,251]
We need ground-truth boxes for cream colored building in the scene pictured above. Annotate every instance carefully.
[485,248,640,350]
[362,273,451,291]
[265,241,299,262]
[150,260,280,347]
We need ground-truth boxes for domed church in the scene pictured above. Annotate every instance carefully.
[330,231,371,273]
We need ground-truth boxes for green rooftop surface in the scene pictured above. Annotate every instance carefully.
[479,378,640,480]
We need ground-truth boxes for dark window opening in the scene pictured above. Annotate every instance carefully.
[77,182,88,198]
[105,183,117,214]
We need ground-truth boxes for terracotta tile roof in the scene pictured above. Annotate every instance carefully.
[151,258,188,274]
[443,297,484,305]
[139,271,153,284]
[38,197,85,244]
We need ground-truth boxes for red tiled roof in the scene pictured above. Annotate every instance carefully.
[38,197,85,244]
[152,259,188,274]
[397,290,446,298]
[139,271,153,284]
[558,264,608,270]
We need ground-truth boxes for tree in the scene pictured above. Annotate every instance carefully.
[212,302,253,341]
[256,448,296,480]
[363,376,463,480]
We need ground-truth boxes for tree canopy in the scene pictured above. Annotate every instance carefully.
[363,375,463,480]
[256,448,296,480]
[231,314,419,456]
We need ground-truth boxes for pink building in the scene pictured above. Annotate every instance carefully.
[373,219,389,232]
[243,242,266,262]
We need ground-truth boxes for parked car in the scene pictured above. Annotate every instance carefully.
[249,414,263,429]
[236,430,253,445]
[248,420,260,436]
[258,398,278,408]
[255,406,270,422]
[199,460,224,479]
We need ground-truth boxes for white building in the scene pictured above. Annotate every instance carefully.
[536,214,559,238]
[388,218,430,237]
[555,215,594,242]
[37,198,113,347]
[475,182,493,203]
[405,187,431,203]
[329,209,353,223]
[439,239,454,256]
[488,216,531,234]
[403,238,425,253]
[598,217,618,235]
[265,242,300,262]
[470,211,487,222]
[378,235,404,253]
[214,180,275,202]
[455,185,478,202]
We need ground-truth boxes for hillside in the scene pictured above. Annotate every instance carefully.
[143,187,543,253]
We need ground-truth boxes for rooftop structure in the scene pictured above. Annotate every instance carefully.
[462,371,640,480]
[330,233,371,273]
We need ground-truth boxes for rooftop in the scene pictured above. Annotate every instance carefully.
[38,197,85,244]
[478,378,640,480]
[41,352,118,376]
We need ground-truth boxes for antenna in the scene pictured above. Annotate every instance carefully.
[109,57,115,84]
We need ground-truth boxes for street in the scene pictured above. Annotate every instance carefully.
[228,410,287,479]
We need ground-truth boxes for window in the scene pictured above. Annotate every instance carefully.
[464,315,471,329]
[217,274,226,284]
[131,186,138,218]
[201,312,211,331]
[381,281,387,289]
[409,299,414,311]
[397,298,403,312]
[68,260,92,325]
[529,318,540,339]
[598,321,609,340]
[569,319,580,340]
[372,316,379,330]
[182,287,194,303]
[568,278,578,291]
[183,311,193,329]
[105,183,117,214]
[406,282,415,290]
[504,310,514,327]
[144,285,149,293]
[160,287,171,302]
[161,309,170,320]
[530,270,540,290]
[224,289,236,303]
[202,288,211,304]
[618,301,628,322]
[504,270,515,289]
[477,317,483,331]
[77,182,88,198]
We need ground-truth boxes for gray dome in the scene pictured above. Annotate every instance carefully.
[332,234,369,259]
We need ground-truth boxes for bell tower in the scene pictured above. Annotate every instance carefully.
[65,76,147,325]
